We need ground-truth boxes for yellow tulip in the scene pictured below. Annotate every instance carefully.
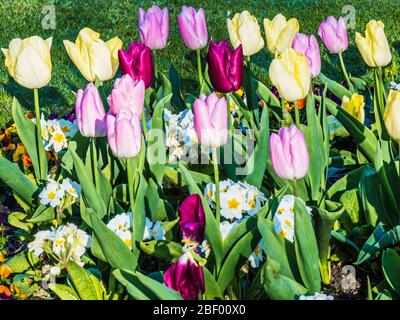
[269,48,310,102]
[384,90,400,141]
[1,36,52,89]
[227,11,264,56]
[63,27,122,82]
[355,20,392,67]
[264,14,299,55]
[342,93,365,123]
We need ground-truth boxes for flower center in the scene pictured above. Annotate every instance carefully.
[53,132,66,143]
[47,190,56,200]
[228,197,240,209]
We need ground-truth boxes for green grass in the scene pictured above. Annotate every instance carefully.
[0,0,399,128]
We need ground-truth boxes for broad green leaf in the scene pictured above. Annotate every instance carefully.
[382,248,400,295]
[139,240,182,263]
[204,267,223,300]
[169,64,186,110]
[67,261,104,300]
[4,252,31,273]
[318,73,352,100]
[7,212,33,232]
[48,283,79,300]
[133,174,148,243]
[28,206,55,223]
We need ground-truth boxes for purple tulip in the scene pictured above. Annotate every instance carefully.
[318,16,348,54]
[106,109,142,158]
[138,5,169,50]
[178,194,206,244]
[194,92,228,148]
[118,42,154,89]
[292,33,321,78]
[108,75,145,116]
[206,39,243,93]
[178,6,208,50]
[270,125,309,180]
[75,83,107,138]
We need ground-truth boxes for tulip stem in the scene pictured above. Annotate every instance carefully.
[153,50,158,81]
[141,112,148,140]
[338,53,355,93]
[33,88,46,181]
[212,146,221,226]
[90,138,100,192]
[197,49,204,91]
[291,179,298,197]
[127,158,135,212]
[294,100,300,127]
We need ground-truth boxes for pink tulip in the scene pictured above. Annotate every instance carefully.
[270,125,309,180]
[178,6,208,50]
[108,75,145,116]
[292,33,321,78]
[75,83,107,138]
[138,5,169,50]
[318,16,348,54]
[193,93,228,148]
[106,109,142,158]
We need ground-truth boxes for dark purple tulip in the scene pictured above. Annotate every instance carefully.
[206,39,243,93]
[118,42,154,89]
[178,194,206,244]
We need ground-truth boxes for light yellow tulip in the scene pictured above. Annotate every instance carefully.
[342,93,365,123]
[227,11,265,56]
[1,36,52,89]
[264,14,299,55]
[384,90,400,140]
[63,27,122,82]
[269,48,310,102]
[355,20,392,67]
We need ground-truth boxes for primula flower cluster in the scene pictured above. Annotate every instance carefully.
[39,178,81,208]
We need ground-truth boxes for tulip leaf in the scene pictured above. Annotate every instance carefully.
[204,267,223,299]
[48,283,80,300]
[164,166,212,186]
[318,73,352,100]
[0,157,37,206]
[139,240,183,263]
[27,206,55,223]
[169,64,186,111]
[7,212,33,232]
[132,173,148,243]
[382,249,400,295]
[254,78,283,121]
[294,198,321,293]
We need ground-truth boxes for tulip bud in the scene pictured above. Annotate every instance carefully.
[227,10,264,56]
[384,90,400,141]
[292,33,321,78]
[178,6,208,50]
[64,27,122,82]
[269,48,311,102]
[318,16,348,54]
[138,5,169,50]
[342,93,365,123]
[178,194,206,244]
[270,125,309,180]
[118,42,154,89]
[193,93,228,148]
[108,75,145,116]
[206,40,243,93]
[106,109,142,158]
[355,20,392,68]
[2,36,52,89]
[264,14,299,55]
[75,83,107,138]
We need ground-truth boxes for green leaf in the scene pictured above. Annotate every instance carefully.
[204,267,223,299]
[48,283,79,300]
[0,157,37,206]
[382,248,400,295]
[27,206,55,224]
[4,252,31,273]
[318,73,352,100]
[7,212,33,232]
[169,64,186,111]
[133,174,148,243]
[139,240,182,263]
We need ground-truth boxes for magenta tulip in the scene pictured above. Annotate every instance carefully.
[292,33,321,78]
[75,83,107,138]
[178,6,208,50]
[106,109,142,158]
[206,39,243,93]
[270,125,309,180]
[193,92,228,148]
[318,16,348,54]
[108,75,145,116]
[178,194,206,244]
[118,42,154,89]
[138,5,169,50]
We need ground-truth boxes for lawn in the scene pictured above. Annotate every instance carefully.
[0,0,399,128]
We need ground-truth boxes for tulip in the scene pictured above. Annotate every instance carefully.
[108,75,145,116]
[227,10,264,56]
[75,83,107,138]
[355,20,392,68]
[384,90,400,141]
[106,109,142,158]
[206,40,243,93]
[118,42,154,89]
[2,36,52,89]
[318,16,348,54]
[270,125,309,180]
[138,5,169,50]
[64,27,122,82]
[269,48,311,102]
[264,14,299,55]
[292,33,321,78]
[193,93,228,148]
[178,6,208,50]
[178,194,206,244]
[342,93,365,123]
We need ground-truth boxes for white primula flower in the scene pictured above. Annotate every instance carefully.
[143,217,154,240]
[299,292,334,300]
[204,182,216,205]
[48,126,68,153]
[107,213,132,233]
[273,195,295,242]
[220,184,247,220]
[219,220,236,240]
[28,230,53,257]
[39,181,65,208]
[151,221,166,240]
[116,230,133,249]
[199,240,210,258]
[59,119,78,138]
[60,178,81,199]
[248,240,264,268]
[50,266,61,276]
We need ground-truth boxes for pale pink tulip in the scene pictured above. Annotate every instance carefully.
[292,33,321,78]
[178,6,208,50]
[138,5,169,50]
